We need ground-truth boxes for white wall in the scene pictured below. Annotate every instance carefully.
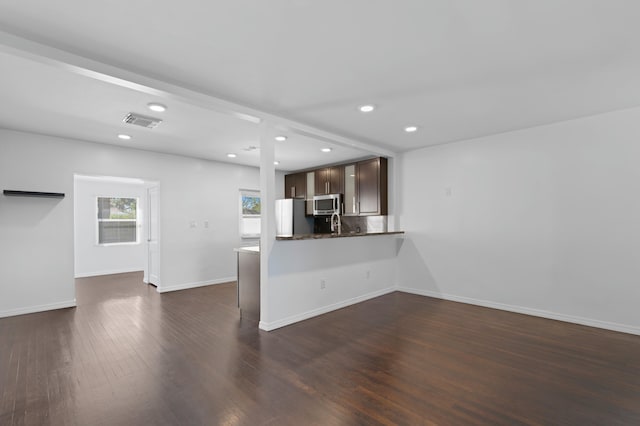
[0,128,261,317]
[0,143,75,317]
[262,235,400,330]
[74,177,148,278]
[397,107,640,335]
[274,171,285,200]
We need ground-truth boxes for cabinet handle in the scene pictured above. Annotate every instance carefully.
[353,196,356,213]
[291,186,295,198]
[326,181,329,193]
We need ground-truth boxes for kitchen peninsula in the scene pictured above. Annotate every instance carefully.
[260,230,403,331]
[236,155,403,332]
[236,230,404,331]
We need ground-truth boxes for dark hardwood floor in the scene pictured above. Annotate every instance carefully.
[1,272,639,425]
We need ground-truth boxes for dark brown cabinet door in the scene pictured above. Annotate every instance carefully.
[357,157,388,215]
[315,167,344,195]
[295,173,306,199]
[315,169,328,195]
[328,166,344,194]
[284,172,306,199]
[284,174,294,199]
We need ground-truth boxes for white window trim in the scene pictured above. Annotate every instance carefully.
[96,196,141,246]
[239,189,261,239]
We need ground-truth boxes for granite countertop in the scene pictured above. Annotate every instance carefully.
[276,231,404,241]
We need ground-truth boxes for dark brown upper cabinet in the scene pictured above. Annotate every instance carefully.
[314,166,344,195]
[284,172,306,199]
[284,157,387,215]
[357,157,387,216]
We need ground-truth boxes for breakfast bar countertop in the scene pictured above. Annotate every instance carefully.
[234,246,260,254]
[276,231,404,241]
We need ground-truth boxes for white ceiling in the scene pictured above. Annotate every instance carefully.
[0,50,370,171]
[1,1,640,162]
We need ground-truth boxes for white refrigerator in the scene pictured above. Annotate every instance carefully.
[275,198,313,237]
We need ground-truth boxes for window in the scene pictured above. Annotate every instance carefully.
[97,197,139,244]
[240,190,261,238]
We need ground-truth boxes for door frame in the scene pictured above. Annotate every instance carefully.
[72,173,160,289]
[144,183,161,288]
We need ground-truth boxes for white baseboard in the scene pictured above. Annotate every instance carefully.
[0,299,76,319]
[75,268,143,278]
[158,276,236,293]
[259,286,396,332]
[397,286,640,336]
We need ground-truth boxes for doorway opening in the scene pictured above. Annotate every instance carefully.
[73,174,161,292]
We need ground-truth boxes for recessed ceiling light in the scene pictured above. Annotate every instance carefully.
[359,104,375,113]
[404,126,418,133]
[274,161,280,165]
[147,103,167,112]
[117,134,132,140]
[275,135,287,142]
[321,148,332,153]
[227,153,237,158]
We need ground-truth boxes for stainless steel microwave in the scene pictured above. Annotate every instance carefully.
[313,193,342,216]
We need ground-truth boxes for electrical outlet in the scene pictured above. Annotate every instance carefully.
[365,270,370,279]
[445,187,452,196]
[189,220,197,228]
[204,220,209,229]
[320,279,326,290]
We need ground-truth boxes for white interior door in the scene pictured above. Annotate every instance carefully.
[147,186,160,286]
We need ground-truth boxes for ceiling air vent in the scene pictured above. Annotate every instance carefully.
[123,113,162,129]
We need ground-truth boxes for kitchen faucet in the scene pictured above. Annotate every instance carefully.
[330,211,342,234]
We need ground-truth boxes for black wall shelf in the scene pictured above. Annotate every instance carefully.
[3,190,65,198]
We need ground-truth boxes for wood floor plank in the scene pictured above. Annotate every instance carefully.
[1,271,639,425]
